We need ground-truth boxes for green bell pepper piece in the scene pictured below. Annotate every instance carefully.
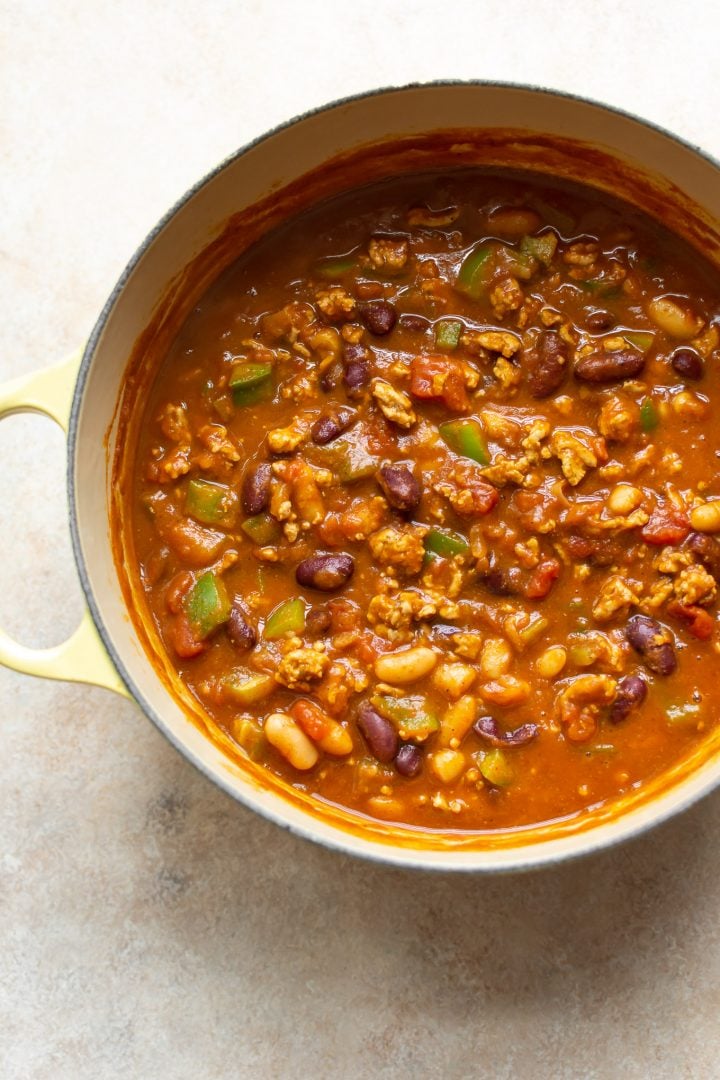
[624,331,655,352]
[264,597,305,640]
[478,748,513,787]
[241,513,282,546]
[640,398,659,433]
[456,244,494,299]
[186,479,239,527]
[229,361,273,389]
[184,571,231,640]
[578,280,622,299]
[224,671,276,706]
[424,528,470,558]
[520,231,558,266]
[434,319,463,351]
[233,716,266,760]
[439,417,490,464]
[212,393,235,421]
[372,694,440,742]
[323,439,379,482]
[315,254,357,279]
[229,362,273,406]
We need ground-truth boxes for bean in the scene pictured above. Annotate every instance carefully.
[399,314,431,333]
[687,531,720,578]
[479,638,512,680]
[320,361,343,392]
[264,712,319,770]
[671,347,703,380]
[242,462,272,514]
[586,309,615,333]
[536,644,567,679]
[291,699,353,756]
[377,462,421,512]
[473,714,539,747]
[609,674,647,724]
[296,553,355,591]
[607,483,644,516]
[528,330,569,398]
[357,701,398,763]
[359,300,397,336]
[648,296,701,340]
[395,744,423,777]
[306,606,333,635]
[672,390,708,419]
[487,205,540,237]
[625,614,677,675]
[689,501,720,534]
[482,565,519,596]
[227,602,257,650]
[374,646,438,685]
[343,343,370,398]
[311,406,355,445]
[574,349,646,383]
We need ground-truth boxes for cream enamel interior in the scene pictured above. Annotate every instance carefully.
[73,83,720,870]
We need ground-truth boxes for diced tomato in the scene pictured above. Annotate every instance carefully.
[641,503,690,546]
[525,558,561,599]
[291,700,333,740]
[165,570,194,614]
[168,613,207,658]
[409,355,469,412]
[667,600,715,640]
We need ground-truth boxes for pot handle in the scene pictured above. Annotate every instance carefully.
[0,352,129,697]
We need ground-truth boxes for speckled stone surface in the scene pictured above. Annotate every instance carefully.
[2,3,720,1077]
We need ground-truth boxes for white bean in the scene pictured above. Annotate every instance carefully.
[374,646,437,685]
[479,638,512,679]
[264,712,319,770]
[690,501,720,533]
[647,296,702,340]
[536,645,567,680]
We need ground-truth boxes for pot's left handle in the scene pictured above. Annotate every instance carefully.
[0,352,129,697]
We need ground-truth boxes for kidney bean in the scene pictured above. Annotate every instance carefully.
[671,347,703,380]
[574,349,646,383]
[687,531,720,578]
[609,674,647,724]
[473,715,539,747]
[310,407,355,445]
[528,330,569,398]
[399,314,431,333]
[625,614,677,675]
[242,462,272,514]
[320,361,343,392]
[585,309,615,333]
[296,552,355,591]
[359,300,397,336]
[227,602,257,651]
[357,701,398,763]
[395,743,423,777]
[306,606,332,636]
[377,463,421,512]
[343,343,370,398]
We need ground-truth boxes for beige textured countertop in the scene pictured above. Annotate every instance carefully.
[2,3,720,1076]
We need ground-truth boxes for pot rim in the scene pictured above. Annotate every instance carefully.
[66,78,720,872]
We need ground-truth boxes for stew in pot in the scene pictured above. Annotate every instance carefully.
[125,168,720,832]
